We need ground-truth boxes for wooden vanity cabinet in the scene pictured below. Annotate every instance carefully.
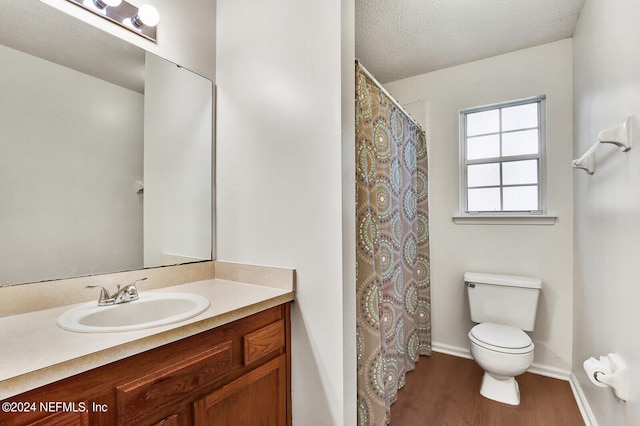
[192,354,287,425]
[0,303,291,426]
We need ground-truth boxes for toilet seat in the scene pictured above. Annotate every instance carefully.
[469,323,534,354]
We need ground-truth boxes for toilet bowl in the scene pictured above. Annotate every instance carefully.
[468,322,534,405]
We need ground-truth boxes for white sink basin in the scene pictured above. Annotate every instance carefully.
[57,292,210,333]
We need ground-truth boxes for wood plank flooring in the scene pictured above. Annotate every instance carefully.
[390,352,584,426]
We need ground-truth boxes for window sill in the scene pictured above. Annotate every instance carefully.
[452,215,557,225]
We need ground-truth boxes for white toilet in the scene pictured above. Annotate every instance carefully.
[465,272,542,406]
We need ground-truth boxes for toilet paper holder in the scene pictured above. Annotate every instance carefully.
[583,353,628,402]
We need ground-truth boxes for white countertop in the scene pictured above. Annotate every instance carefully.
[0,279,294,400]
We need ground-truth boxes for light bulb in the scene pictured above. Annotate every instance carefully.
[132,4,160,27]
[93,0,122,8]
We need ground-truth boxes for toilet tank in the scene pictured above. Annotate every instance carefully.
[465,272,541,331]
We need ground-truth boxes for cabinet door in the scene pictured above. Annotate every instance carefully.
[193,355,286,426]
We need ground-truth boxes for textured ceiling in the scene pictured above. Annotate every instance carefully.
[356,0,585,83]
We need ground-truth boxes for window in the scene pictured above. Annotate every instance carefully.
[460,96,546,214]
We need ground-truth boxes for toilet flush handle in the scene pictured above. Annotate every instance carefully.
[465,282,476,288]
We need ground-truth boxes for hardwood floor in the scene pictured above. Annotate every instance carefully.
[390,352,584,426]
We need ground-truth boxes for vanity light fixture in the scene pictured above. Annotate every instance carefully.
[66,0,159,42]
[93,0,122,9]
[132,4,160,28]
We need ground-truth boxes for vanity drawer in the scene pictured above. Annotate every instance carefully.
[243,319,285,366]
[116,340,233,425]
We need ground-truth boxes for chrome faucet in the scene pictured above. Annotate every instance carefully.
[86,278,147,306]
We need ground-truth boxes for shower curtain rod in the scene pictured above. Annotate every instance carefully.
[355,59,424,132]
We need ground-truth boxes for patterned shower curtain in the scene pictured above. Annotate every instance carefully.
[355,62,431,425]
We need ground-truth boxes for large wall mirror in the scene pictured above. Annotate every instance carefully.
[0,0,213,286]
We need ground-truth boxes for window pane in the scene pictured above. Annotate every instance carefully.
[502,103,538,131]
[503,160,538,185]
[467,134,500,160]
[467,110,499,136]
[468,188,501,211]
[503,186,539,211]
[502,129,539,157]
[467,163,500,187]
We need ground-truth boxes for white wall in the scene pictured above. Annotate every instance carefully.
[215,0,355,424]
[384,40,575,376]
[0,44,143,285]
[572,0,640,423]
[143,52,212,267]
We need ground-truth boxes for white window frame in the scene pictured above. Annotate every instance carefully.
[458,95,549,220]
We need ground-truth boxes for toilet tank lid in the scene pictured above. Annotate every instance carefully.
[464,272,542,289]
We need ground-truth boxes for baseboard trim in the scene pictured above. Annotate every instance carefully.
[432,341,595,425]
[432,342,571,380]
[528,363,571,380]
[431,342,472,360]
[570,371,598,426]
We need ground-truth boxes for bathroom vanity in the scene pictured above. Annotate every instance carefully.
[1,304,290,426]
[0,263,295,426]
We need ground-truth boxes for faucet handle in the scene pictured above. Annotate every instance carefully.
[85,285,113,306]
[129,277,147,288]
[124,278,147,301]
